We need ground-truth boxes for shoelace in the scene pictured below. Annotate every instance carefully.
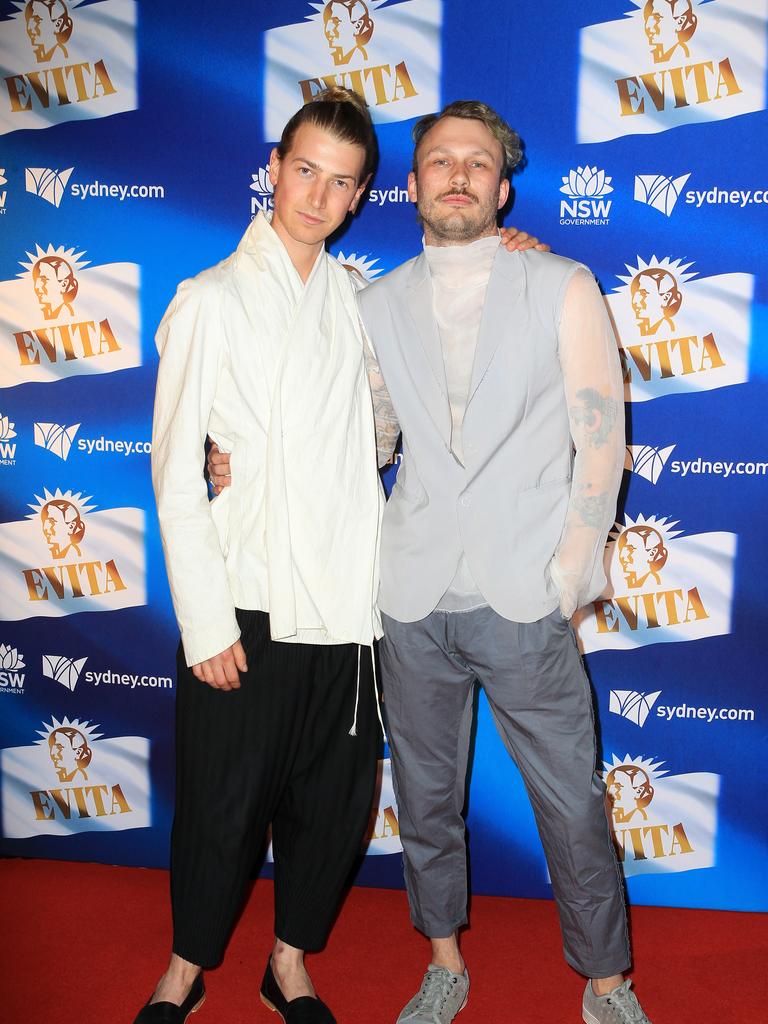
[409,969,461,1021]
[606,982,649,1024]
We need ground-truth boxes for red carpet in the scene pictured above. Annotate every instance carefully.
[0,858,765,1022]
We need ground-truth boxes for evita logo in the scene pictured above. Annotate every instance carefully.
[559,166,614,226]
[0,486,146,620]
[606,255,754,402]
[0,716,150,838]
[0,242,141,387]
[575,513,736,654]
[0,0,138,136]
[604,753,720,875]
[264,0,441,138]
[578,0,768,142]
[0,644,26,695]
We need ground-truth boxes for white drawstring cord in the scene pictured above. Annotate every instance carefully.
[349,645,362,736]
[348,644,387,740]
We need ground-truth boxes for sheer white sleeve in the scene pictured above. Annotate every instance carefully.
[549,267,625,618]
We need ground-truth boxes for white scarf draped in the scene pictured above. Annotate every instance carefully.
[232,213,382,645]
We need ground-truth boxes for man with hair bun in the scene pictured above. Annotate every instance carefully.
[141,84,546,1024]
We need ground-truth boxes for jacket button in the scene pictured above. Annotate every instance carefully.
[460,494,471,507]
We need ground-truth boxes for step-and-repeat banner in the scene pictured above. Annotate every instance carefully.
[1,0,766,912]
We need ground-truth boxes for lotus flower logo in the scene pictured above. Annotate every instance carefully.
[0,168,7,187]
[0,644,25,671]
[0,415,17,442]
[560,166,614,199]
[250,167,274,198]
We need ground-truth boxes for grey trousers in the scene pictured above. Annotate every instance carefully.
[380,605,631,979]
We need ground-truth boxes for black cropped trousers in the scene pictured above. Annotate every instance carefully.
[170,609,380,967]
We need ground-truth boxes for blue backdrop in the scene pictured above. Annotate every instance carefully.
[1,0,766,913]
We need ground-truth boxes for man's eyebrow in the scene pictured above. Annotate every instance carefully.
[290,156,357,181]
[423,144,496,160]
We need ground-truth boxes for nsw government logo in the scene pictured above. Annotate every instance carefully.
[574,512,736,654]
[606,255,754,403]
[559,166,614,226]
[0,242,141,388]
[0,486,146,621]
[0,716,150,839]
[0,644,26,695]
[1,413,18,466]
[604,753,720,875]
[264,0,441,139]
[250,166,274,219]
[1,0,138,137]
[577,0,768,143]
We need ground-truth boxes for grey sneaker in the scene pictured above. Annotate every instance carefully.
[583,980,652,1024]
[396,964,469,1023]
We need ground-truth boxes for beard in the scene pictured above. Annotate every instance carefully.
[417,188,500,243]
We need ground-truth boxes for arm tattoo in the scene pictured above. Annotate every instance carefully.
[572,484,609,528]
[363,343,401,468]
[571,388,619,449]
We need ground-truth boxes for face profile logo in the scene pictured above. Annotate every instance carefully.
[29,488,95,561]
[322,0,374,65]
[23,0,74,63]
[642,0,698,65]
[31,254,79,320]
[618,523,672,589]
[47,723,93,781]
[630,267,683,335]
[25,167,74,208]
[606,760,656,823]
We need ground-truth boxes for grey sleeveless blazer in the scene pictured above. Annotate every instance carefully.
[357,246,585,623]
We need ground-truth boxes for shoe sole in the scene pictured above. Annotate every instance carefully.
[396,993,469,1023]
[583,1007,599,1024]
[185,994,205,1022]
[260,993,286,1023]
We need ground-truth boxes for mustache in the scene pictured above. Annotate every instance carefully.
[438,188,479,203]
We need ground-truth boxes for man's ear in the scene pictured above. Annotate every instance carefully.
[497,177,510,210]
[268,147,281,188]
[349,173,371,213]
[407,170,418,204]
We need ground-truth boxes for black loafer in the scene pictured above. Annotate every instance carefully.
[133,972,205,1023]
[260,957,336,1023]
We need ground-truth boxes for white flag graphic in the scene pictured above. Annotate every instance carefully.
[264,0,442,140]
[0,0,138,136]
[1,727,150,839]
[575,517,736,654]
[607,267,754,403]
[578,0,768,143]
[0,257,141,387]
[0,504,146,621]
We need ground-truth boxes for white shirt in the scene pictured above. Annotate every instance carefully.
[152,214,383,666]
